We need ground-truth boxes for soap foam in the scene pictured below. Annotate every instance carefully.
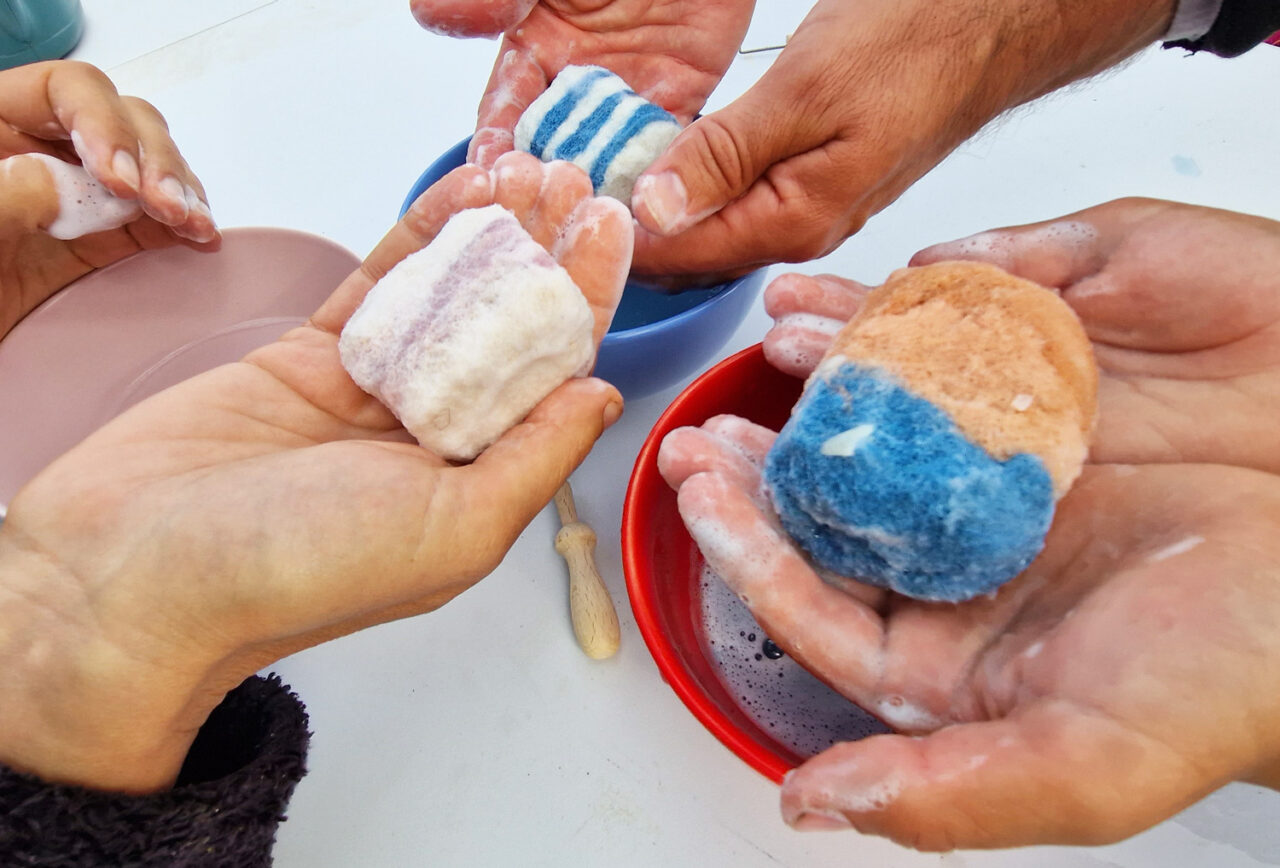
[26,154,141,240]
[698,563,891,758]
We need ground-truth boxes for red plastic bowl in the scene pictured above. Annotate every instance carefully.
[622,342,806,783]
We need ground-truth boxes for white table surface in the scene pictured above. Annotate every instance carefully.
[66,1,1280,865]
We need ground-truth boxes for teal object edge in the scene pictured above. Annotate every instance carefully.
[0,0,85,70]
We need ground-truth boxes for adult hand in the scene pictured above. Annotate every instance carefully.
[630,0,1175,280]
[0,61,220,339]
[0,153,630,794]
[658,198,1280,848]
[409,0,755,168]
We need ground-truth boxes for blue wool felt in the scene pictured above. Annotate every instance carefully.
[552,92,624,160]
[588,102,677,191]
[763,363,1055,602]
[528,67,610,158]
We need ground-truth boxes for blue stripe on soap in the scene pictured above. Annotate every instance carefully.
[529,67,610,159]
[763,362,1054,602]
[553,92,624,160]
[589,102,677,191]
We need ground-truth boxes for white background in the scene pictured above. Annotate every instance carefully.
[64,1,1280,865]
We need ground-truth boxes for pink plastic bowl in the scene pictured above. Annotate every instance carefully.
[622,342,805,782]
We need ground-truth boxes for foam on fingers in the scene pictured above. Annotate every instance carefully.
[21,153,142,239]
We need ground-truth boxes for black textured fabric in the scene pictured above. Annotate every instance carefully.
[0,674,309,867]
[1165,0,1280,56]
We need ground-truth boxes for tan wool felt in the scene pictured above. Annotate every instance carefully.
[822,261,1098,496]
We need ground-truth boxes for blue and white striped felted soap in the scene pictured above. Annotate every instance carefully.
[515,65,682,203]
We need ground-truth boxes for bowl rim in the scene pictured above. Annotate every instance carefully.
[400,138,763,343]
[622,342,790,784]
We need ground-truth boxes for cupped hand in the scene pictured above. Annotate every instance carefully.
[630,0,1174,280]
[410,0,755,168]
[0,153,630,794]
[0,61,220,339]
[659,198,1280,848]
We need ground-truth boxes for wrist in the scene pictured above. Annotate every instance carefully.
[0,526,204,793]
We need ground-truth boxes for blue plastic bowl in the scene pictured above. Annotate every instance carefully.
[399,138,765,399]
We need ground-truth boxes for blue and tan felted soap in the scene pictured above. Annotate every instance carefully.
[515,65,681,203]
[763,262,1098,602]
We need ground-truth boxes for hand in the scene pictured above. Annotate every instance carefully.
[630,0,1175,280]
[410,0,755,168]
[0,153,630,794]
[659,198,1280,848]
[0,61,220,339]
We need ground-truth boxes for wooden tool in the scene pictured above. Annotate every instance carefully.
[553,481,621,659]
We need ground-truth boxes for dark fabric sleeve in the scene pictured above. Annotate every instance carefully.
[1165,0,1280,56]
[0,673,309,868]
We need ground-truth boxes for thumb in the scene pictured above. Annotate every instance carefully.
[780,703,1208,850]
[0,153,140,242]
[459,376,623,536]
[631,64,824,238]
[0,154,62,239]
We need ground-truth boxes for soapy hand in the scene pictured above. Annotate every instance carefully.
[0,155,628,794]
[659,198,1280,848]
[409,0,755,168]
[629,0,1173,280]
[0,60,220,338]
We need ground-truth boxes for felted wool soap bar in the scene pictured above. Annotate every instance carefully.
[763,261,1098,602]
[515,65,681,203]
[339,204,595,462]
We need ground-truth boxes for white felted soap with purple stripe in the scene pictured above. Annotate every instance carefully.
[339,204,595,462]
[515,65,681,203]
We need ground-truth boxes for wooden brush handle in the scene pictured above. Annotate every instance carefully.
[553,484,620,659]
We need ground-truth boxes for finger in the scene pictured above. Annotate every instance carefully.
[471,47,546,168]
[524,160,593,250]
[910,210,1117,288]
[459,376,622,540]
[119,97,217,242]
[490,150,545,224]
[310,164,493,334]
[764,272,870,322]
[657,423,769,497]
[0,61,145,199]
[553,196,633,345]
[0,153,143,242]
[630,136,868,276]
[677,472,889,703]
[701,415,777,467]
[410,0,537,38]
[0,154,61,238]
[780,703,1209,850]
[762,272,869,377]
[631,47,829,239]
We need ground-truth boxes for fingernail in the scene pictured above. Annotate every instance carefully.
[159,176,189,219]
[791,809,852,832]
[634,171,689,235]
[602,399,623,429]
[112,150,141,193]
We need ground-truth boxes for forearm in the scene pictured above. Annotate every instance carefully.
[910,0,1176,142]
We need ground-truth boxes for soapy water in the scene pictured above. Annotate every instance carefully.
[698,563,891,758]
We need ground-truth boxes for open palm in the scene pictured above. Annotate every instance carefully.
[411,0,755,166]
[659,198,1280,848]
[0,154,631,792]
